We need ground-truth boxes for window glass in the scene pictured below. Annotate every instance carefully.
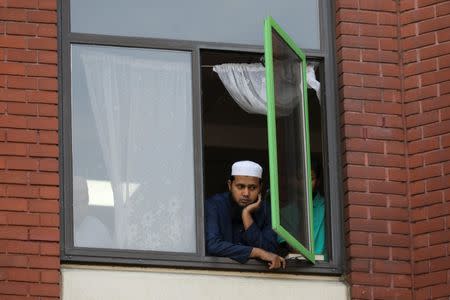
[265,17,314,262]
[71,44,196,253]
[70,0,320,50]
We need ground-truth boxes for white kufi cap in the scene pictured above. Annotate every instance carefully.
[231,160,263,178]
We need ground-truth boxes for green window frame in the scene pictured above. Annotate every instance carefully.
[264,16,315,263]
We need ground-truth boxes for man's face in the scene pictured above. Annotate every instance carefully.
[311,169,318,192]
[228,175,261,207]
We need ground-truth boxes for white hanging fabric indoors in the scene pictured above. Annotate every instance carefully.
[212,63,320,116]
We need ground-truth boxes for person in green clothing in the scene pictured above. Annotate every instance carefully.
[311,159,326,255]
[277,159,326,256]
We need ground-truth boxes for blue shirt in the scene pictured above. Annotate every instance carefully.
[205,192,278,263]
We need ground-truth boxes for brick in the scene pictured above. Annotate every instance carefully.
[0,62,26,76]
[27,10,56,23]
[29,227,58,241]
[411,190,443,208]
[373,260,411,274]
[422,68,450,86]
[427,174,450,191]
[28,255,59,269]
[0,226,27,240]
[413,217,445,235]
[419,15,450,34]
[389,195,409,208]
[39,186,58,199]
[29,172,58,185]
[411,208,428,222]
[29,144,58,158]
[350,271,390,287]
[39,213,58,227]
[40,270,59,283]
[378,12,397,26]
[6,49,37,63]
[39,242,58,255]
[350,286,370,299]
[27,90,58,104]
[0,142,27,155]
[342,125,364,138]
[407,127,421,142]
[348,219,388,233]
[27,37,57,50]
[404,85,437,102]
[367,127,404,141]
[430,256,450,272]
[437,27,450,43]
[39,159,57,172]
[402,32,436,51]
[345,139,384,153]
[364,102,402,115]
[408,137,439,155]
[405,58,437,77]
[401,5,435,25]
[392,248,411,261]
[7,0,38,8]
[372,287,412,299]
[431,283,450,298]
[0,198,28,211]
[389,143,406,160]
[0,254,28,267]
[439,53,450,69]
[368,154,405,168]
[6,158,39,171]
[406,110,439,128]
[420,42,450,60]
[339,61,380,75]
[429,230,450,246]
[37,78,57,92]
[7,76,38,90]
[371,207,409,221]
[347,231,369,245]
[26,64,57,78]
[346,165,385,180]
[410,165,442,181]
[372,233,410,247]
[345,178,368,192]
[6,268,40,282]
[415,271,447,289]
[347,192,388,207]
[29,283,59,297]
[362,50,399,64]
[7,212,39,226]
[346,205,368,219]
[0,8,26,21]
[337,48,361,62]
[0,281,28,295]
[6,22,38,36]
[423,120,450,138]
[369,181,406,195]
[7,129,38,143]
[7,102,38,117]
[359,24,396,38]
[341,86,382,101]
[28,200,58,213]
[38,130,57,144]
[401,23,416,38]
[349,259,370,272]
[5,240,39,254]
[37,50,56,64]
[415,244,446,261]
[38,0,57,10]
[422,94,450,112]
[37,24,56,37]
[0,170,28,184]
[336,9,378,25]
[384,116,404,130]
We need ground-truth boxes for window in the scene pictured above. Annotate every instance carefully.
[61,0,343,274]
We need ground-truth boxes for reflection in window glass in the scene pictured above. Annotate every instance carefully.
[70,0,320,50]
[71,44,196,252]
[272,30,312,252]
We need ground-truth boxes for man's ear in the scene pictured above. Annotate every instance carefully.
[227,180,232,191]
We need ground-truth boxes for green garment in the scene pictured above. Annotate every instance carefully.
[277,192,326,255]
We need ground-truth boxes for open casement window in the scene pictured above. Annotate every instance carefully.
[264,17,315,263]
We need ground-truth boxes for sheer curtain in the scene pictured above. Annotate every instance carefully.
[213,63,320,115]
[77,46,196,252]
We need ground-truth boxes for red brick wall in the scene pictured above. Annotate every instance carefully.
[0,0,59,299]
[338,0,450,299]
[401,0,450,299]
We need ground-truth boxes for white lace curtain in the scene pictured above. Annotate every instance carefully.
[78,47,196,252]
[213,63,320,116]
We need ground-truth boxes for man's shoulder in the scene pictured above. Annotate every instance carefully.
[206,192,230,204]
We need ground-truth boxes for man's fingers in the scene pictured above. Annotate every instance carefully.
[281,257,286,269]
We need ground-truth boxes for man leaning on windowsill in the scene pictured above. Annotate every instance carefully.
[205,160,286,270]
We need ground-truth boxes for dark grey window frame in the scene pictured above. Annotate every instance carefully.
[58,0,344,275]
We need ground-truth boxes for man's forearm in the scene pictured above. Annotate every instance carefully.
[241,208,254,230]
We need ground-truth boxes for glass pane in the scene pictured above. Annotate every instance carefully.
[70,0,320,50]
[71,44,196,253]
[265,17,314,262]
